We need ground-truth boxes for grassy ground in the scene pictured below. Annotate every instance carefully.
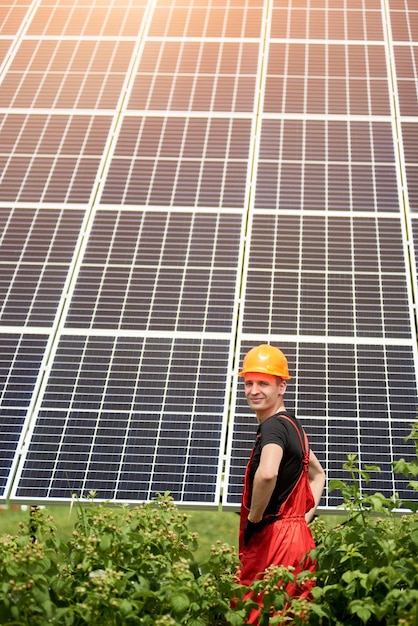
[0,504,341,562]
[0,504,239,562]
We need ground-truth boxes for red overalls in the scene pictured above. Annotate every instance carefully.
[237,414,316,625]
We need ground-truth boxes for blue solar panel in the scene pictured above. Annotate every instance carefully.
[0,0,417,511]
[13,336,230,504]
[0,335,49,500]
[225,341,418,508]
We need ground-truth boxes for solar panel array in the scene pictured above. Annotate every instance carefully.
[1,0,417,511]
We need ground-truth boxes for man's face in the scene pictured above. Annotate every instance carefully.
[243,372,286,420]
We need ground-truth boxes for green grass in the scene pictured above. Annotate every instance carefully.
[0,504,239,562]
[187,508,239,560]
[0,504,341,563]
[0,504,76,541]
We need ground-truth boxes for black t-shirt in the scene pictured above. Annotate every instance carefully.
[248,411,305,517]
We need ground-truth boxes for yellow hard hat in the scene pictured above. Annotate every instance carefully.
[239,344,291,379]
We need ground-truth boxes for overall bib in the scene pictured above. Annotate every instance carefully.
[237,414,316,624]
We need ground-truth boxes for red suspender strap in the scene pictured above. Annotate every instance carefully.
[276,412,309,458]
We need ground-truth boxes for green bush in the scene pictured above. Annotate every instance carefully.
[309,453,418,625]
[0,494,243,625]
[1,424,418,625]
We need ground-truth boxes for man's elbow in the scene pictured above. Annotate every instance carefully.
[311,461,326,482]
[316,468,326,487]
[257,468,278,482]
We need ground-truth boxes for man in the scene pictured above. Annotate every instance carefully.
[237,344,326,624]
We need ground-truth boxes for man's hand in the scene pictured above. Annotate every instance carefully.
[244,518,265,546]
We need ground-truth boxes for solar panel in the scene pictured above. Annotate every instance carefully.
[65,209,242,331]
[102,117,252,207]
[0,204,86,500]
[223,0,418,509]
[14,336,231,504]
[226,341,417,508]
[1,0,417,511]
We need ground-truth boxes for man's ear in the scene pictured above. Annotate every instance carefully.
[278,379,287,394]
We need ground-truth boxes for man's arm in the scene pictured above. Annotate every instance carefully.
[247,443,283,522]
[305,449,326,523]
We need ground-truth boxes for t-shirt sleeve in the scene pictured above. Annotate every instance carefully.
[260,417,289,450]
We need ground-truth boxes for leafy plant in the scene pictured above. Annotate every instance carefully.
[309,440,418,625]
[1,425,418,625]
[393,421,418,510]
[0,507,66,624]
[0,493,243,625]
[53,493,242,625]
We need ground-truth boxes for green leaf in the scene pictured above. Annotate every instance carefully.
[368,493,389,512]
[99,533,112,551]
[367,567,384,585]
[119,598,132,615]
[308,602,332,619]
[171,592,190,614]
[228,610,249,626]
[349,599,374,624]
[328,479,347,492]
[354,606,372,623]
[341,570,367,586]
[340,548,363,564]
[364,464,381,473]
